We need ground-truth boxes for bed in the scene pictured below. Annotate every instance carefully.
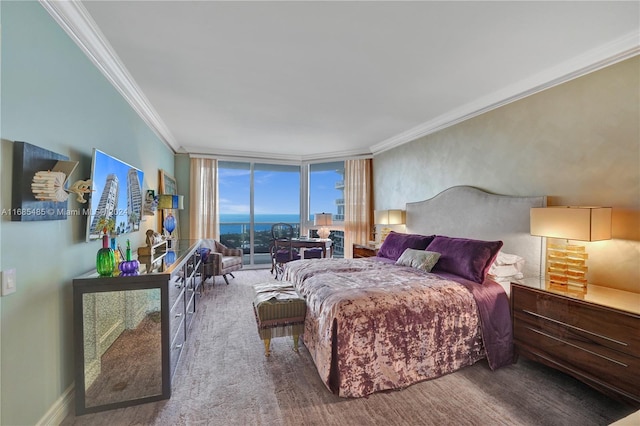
[283,186,546,398]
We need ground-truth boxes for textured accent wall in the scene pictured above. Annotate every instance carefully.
[374,57,639,292]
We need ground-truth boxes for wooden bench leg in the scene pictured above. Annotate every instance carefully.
[263,338,271,357]
[293,334,299,352]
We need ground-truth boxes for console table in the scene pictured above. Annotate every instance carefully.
[511,279,640,405]
[73,239,203,415]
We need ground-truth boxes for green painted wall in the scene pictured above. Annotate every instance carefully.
[0,2,175,424]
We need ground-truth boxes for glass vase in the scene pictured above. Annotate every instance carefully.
[96,235,116,276]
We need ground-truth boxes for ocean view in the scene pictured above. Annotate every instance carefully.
[220,214,301,234]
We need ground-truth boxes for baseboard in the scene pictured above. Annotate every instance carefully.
[36,383,74,426]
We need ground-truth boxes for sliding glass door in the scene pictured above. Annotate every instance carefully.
[254,163,300,265]
[217,161,251,262]
[218,161,300,266]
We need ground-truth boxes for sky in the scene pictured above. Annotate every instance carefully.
[218,165,342,218]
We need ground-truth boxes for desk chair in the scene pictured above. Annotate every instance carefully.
[270,223,300,279]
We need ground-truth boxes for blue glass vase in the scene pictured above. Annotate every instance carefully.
[164,213,176,236]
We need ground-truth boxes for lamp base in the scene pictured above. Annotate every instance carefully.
[317,227,330,239]
[546,242,588,288]
[380,227,391,242]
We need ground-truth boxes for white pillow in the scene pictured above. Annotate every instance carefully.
[488,251,525,279]
[396,249,441,272]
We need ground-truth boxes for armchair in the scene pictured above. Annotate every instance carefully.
[201,239,243,285]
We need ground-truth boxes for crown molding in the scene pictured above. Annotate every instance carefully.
[39,1,638,159]
[39,0,180,153]
[370,30,640,155]
[185,145,372,164]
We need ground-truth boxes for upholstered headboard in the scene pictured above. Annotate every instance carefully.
[405,186,546,279]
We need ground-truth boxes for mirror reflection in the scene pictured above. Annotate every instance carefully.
[82,288,162,408]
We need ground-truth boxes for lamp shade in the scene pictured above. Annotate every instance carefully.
[314,213,333,226]
[374,209,405,225]
[157,194,184,210]
[530,206,612,241]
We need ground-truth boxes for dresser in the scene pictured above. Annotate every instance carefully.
[511,281,640,406]
[73,239,204,415]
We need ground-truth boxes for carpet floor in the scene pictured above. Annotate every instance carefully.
[62,269,636,426]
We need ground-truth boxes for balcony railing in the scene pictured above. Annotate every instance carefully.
[220,221,344,263]
[219,221,299,254]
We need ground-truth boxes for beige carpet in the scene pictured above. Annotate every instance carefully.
[62,269,635,426]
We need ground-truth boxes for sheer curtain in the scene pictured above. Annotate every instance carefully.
[343,158,373,258]
[189,157,218,239]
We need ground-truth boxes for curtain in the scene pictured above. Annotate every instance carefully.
[189,157,218,239]
[343,158,373,258]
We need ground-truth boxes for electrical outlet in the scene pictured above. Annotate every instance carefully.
[1,268,17,296]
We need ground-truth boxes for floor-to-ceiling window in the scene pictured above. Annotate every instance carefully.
[217,161,251,261]
[217,159,347,265]
[309,161,345,257]
[218,161,300,266]
[254,163,301,264]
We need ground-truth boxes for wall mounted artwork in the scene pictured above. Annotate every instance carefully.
[11,141,77,221]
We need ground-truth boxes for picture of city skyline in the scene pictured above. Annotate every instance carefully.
[86,149,144,240]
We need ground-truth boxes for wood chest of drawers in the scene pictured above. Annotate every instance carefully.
[511,282,640,406]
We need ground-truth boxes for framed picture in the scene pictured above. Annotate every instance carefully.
[159,169,177,196]
[159,169,179,240]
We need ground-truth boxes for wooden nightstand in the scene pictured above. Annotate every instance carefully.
[353,244,378,258]
[511,280,640,406]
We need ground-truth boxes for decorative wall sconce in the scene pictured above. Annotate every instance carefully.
[530,206,612,288]
[375,209,406,242]
[314,213,333,239]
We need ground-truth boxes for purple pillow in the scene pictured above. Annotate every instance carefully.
[377,231,435,261]
[427,236,503,284]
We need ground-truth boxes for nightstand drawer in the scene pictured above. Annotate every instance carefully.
[511,282,640,405]
[514,317,640,398]
[512,285,640,358]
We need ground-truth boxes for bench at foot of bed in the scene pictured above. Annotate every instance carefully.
[252,282,307,357]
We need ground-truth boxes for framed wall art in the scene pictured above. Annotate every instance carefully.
[11,141,73,221]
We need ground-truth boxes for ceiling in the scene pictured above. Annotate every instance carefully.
[44,1,639,161]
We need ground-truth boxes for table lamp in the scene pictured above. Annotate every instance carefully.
[314,213,333,239]
[158,194,184,247]
[530,206,611,288]
[374,209,405,242]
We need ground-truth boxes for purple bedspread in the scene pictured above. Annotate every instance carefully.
[433,271,514,370]
[283,258,513,397]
